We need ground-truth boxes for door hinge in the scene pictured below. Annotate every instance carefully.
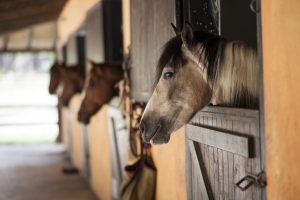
[235,171,266,191]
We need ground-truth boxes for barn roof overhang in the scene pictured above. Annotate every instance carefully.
[0,0,68,52]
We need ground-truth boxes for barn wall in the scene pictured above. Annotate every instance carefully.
[66,34,78,66]
[152,128,187,200]
[60,107,70,145]
[88,106,112,200]
[130,0,176,102]
[57,0,99,46]
[262,0,300,199]
[85,2,105,62]
[122,0,130,54]
[69,95,84,172]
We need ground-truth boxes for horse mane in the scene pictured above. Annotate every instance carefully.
[91,62,123,82]
[64,65,85,78]
[156,31,258,108]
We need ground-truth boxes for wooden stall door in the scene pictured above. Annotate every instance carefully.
[186,107,264,200]
[184,0,264,199]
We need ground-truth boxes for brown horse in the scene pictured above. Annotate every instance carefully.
[78,61,123,124]
[59,65,85,107]
[48,62,64,95]
[140,23,258,144]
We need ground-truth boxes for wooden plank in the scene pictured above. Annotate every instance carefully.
[200,143,207,200]
[186,125,253,158]
[191,111,257,124]
[188,141,213,200]
[220,119,229,200]
[208,146,214,199]
[244,122,253,200]
[200,106,258,118]
[212,118,219,199]
[190,106,259,125]
[213,147,219,199]
[130,0,176,102]
[227,120,235,200]
[251,121,262,200]
[233,120,243,199]
[217,149,223,200]
[185,132,193,200]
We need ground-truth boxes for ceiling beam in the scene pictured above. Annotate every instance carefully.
[0,0,68,34]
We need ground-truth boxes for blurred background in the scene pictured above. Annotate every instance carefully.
[0,52,58,144]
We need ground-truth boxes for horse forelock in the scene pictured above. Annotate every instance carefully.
[155,35,185,86]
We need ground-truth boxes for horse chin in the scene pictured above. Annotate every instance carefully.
[78,113,91,125]
[141,124,172,144]
[61,100,69,107]
[151,132,171,144]
[48,88,55,95]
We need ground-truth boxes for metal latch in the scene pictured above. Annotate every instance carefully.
[235,171,266,191]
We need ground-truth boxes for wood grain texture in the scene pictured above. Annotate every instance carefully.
[262,0,300,199]
[186,125,252,157]
[130,0,176,102]
[187,107,261,199]
[0,0,67,34]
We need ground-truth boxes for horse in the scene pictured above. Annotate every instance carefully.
[78,61,123,124]
[48,62,64,95]
[59,65,85,107]
[139,23,258,144]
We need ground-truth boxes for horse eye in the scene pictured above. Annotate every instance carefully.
[163,72,174,80]
[88,80,95,88]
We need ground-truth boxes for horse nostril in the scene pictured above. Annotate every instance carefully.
[139,120,146,133]
[78,113,90,124]
[62,100,69,107]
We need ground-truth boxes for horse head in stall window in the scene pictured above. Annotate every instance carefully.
[48,62,64,95]
[59,65,85,107]
[140,23,258,144]
[78,61,123,124]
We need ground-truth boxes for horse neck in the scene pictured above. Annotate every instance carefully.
[105,64,123,83]
[68,68,85,90]
[210,41,258,107]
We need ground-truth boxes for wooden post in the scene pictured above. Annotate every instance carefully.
[262,0,300,198]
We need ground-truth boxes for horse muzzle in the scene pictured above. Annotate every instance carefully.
[61,99,69,107]
[78,112,90,124]
[139,118,170,144]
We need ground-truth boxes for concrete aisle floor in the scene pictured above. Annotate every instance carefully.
[0,144,98,200]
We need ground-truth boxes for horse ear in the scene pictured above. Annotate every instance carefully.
[87,59,97,67]
[181,22,194,46]
[171,23,180,36]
